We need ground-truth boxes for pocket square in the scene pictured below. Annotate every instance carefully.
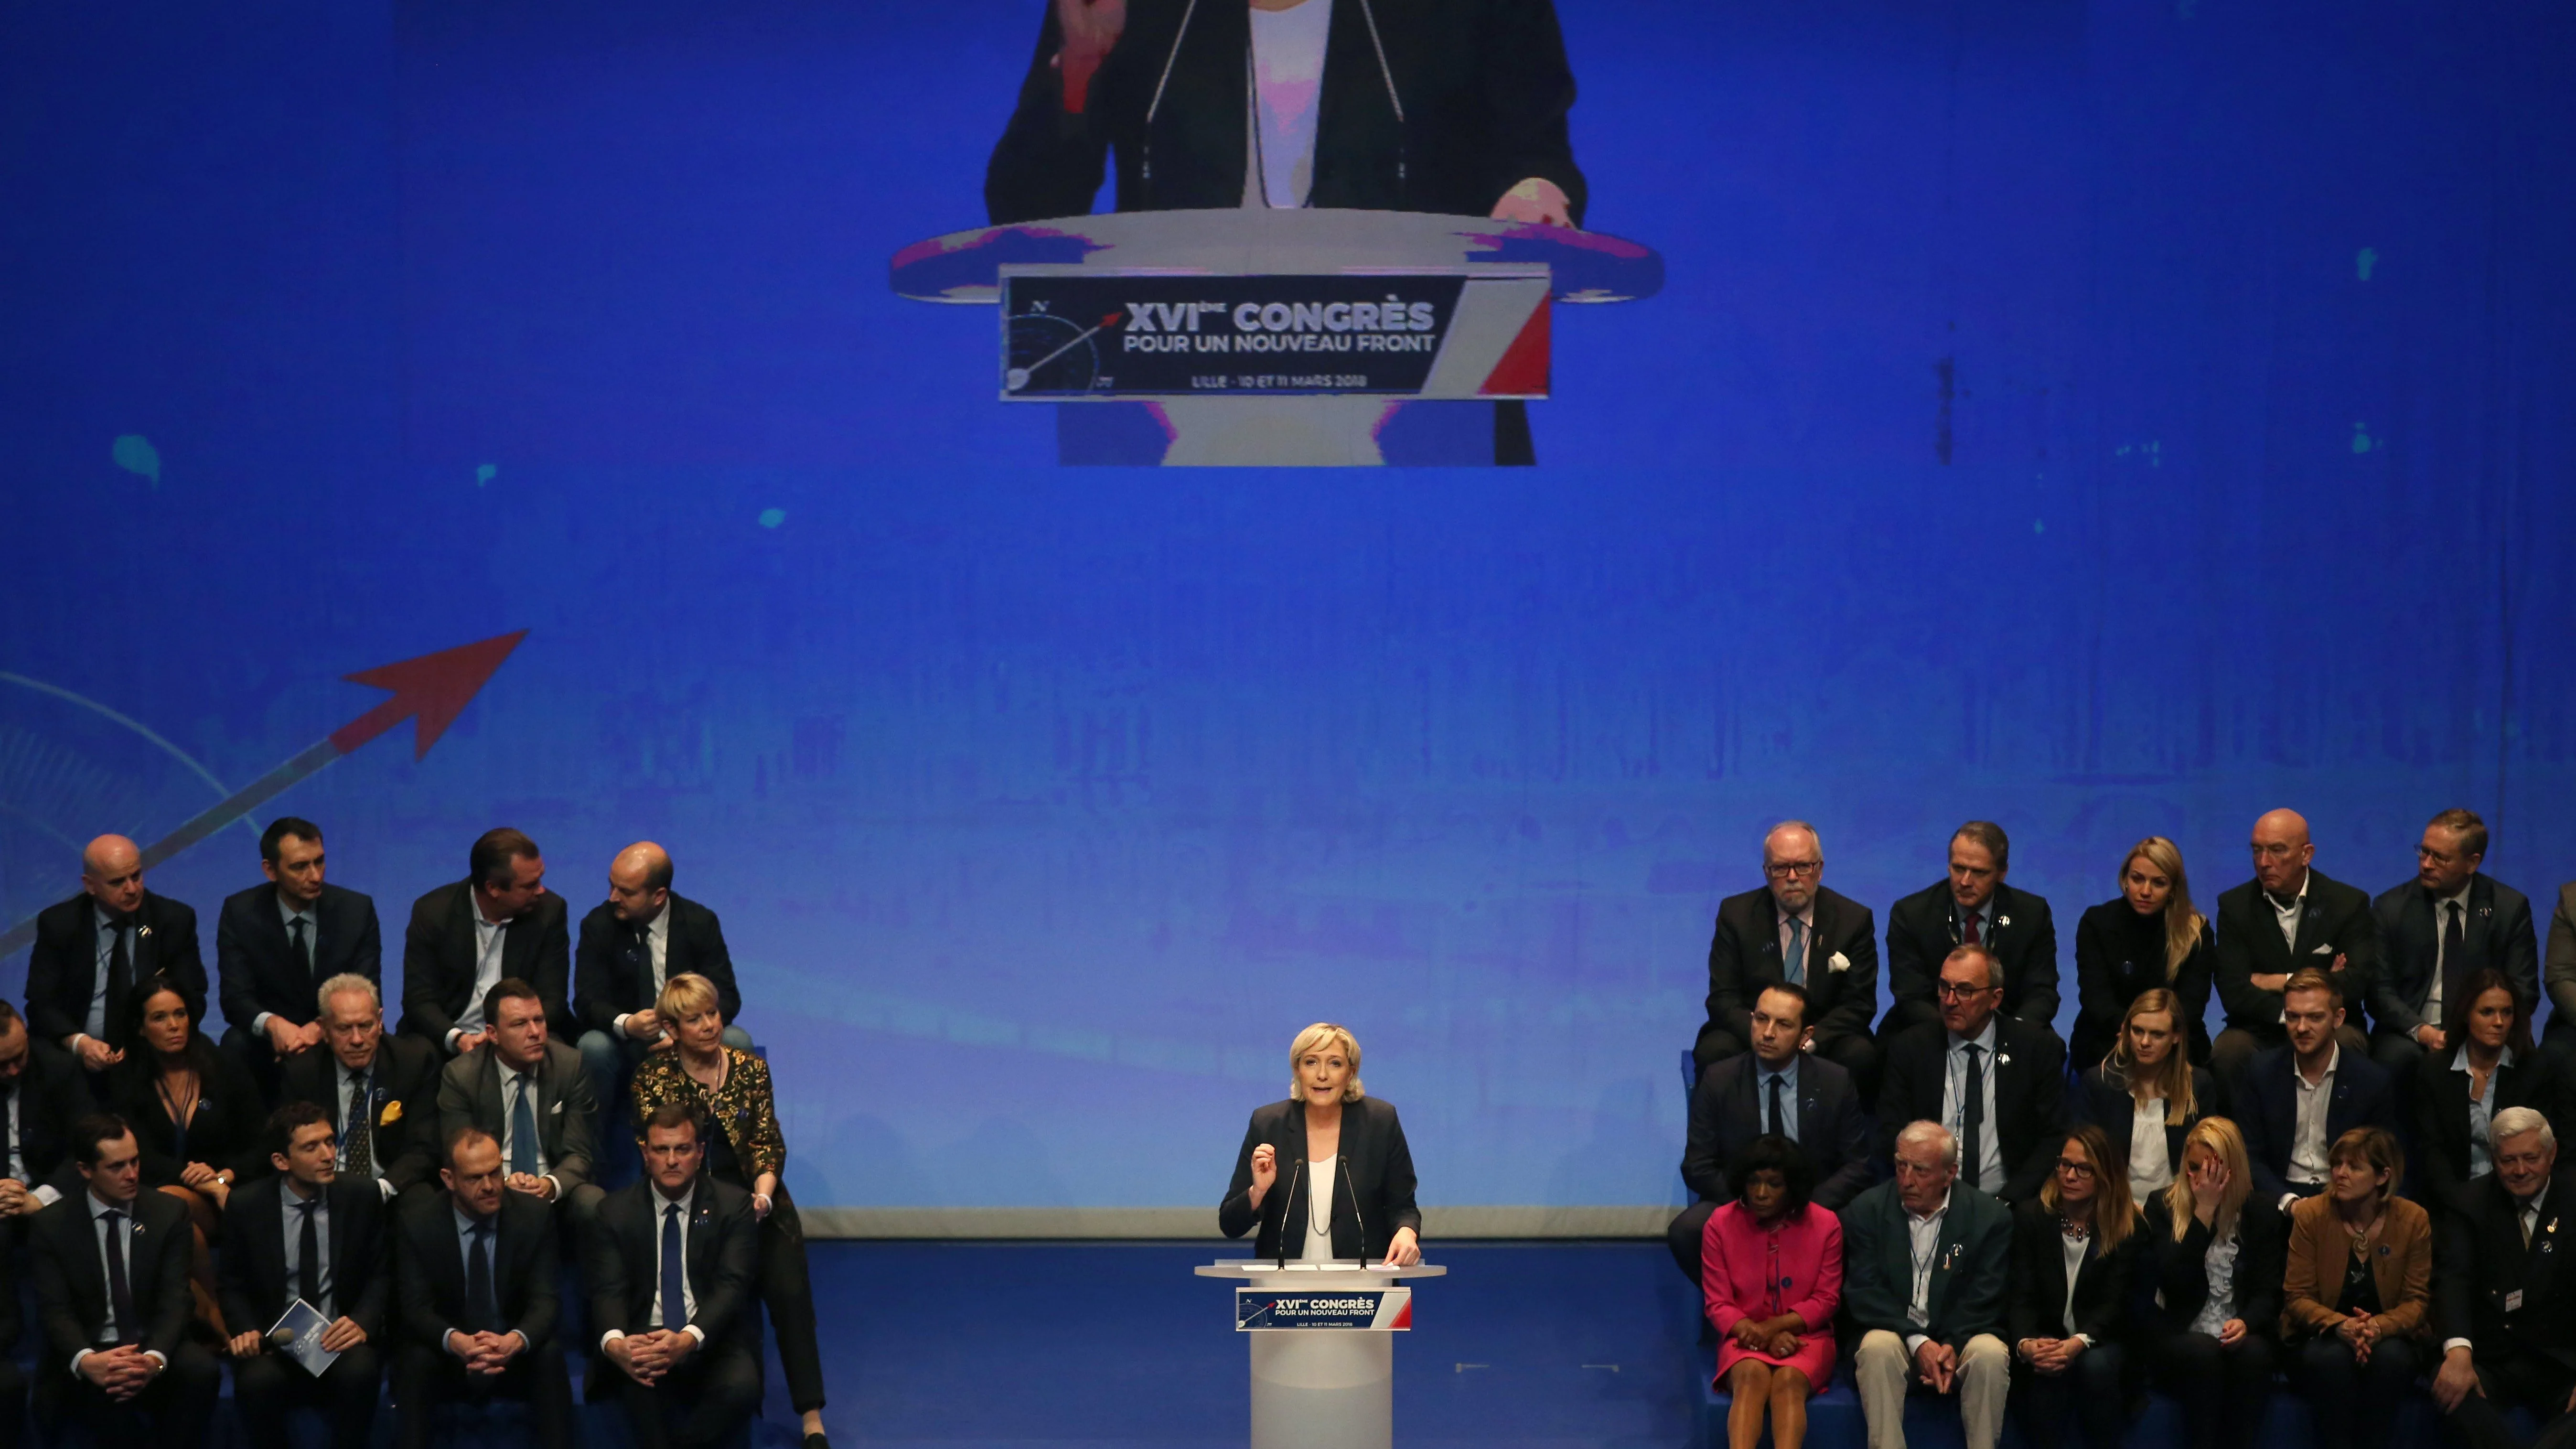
[2310,945,2334,954]
[1828,952,1850,973]
[549,1101,563,1114]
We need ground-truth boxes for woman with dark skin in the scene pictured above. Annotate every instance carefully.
[1701,1135,1841,1449]
[107,974,264,1335]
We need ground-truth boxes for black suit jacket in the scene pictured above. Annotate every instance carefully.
[23,891,204,1049]
[2410,1048,2565,1219]
[279,1033,443,1196]
[215,881,382,1034]
[393,1189,558,1352]
[573,895,742,1038]
[30,1188,193,1363]
[2437,1170,2576,1374]
[985,0,1586,225]
[1219,1096,1421,1262]
[2138,1191,2285,1340]
[1841,1178,2013,1349]
[1697,885,1879,1070]
[2070,900,2214,1068]
[2078,1063,2220,1184]
[2232,1043,2399,1207]
[216,1175,389,1339]
[398,882,571,1050]
[1878,1018,2068,1203]
[2369,875,2539,1041]
[2546,883,2576,1043]
[583,1178,759,1349]
[1,1046,97,1198]
[1679,1051,1872,1211]
[1885,880,2060,1037]
[2007,1198,2140,1345]
[2213,869,2382,1038]
[108,1048,270,1187]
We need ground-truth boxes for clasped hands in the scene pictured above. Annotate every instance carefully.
[2335,1309,2382,1363]
[227,1317,365,1359]
[1728,1313,1803,1359]
[265,1015,324,1056]
[445,1328,528,1377]
[2015,1335,2089,1374]
[0,1178,42,1218]
[1912,1339,1963,1393]
[77,1345,160,1400]
[606,1329,698,1386]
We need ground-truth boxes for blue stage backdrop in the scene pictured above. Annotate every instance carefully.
[2,0,2571,1218]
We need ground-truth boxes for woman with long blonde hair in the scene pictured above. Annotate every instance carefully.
[2079,988,2219,1202]
[2071,837,2214,1070]
[2139,1118,2282,1449]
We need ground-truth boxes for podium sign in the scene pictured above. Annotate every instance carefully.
[1235,1285,1413,1331]
[1000,267,1549,400]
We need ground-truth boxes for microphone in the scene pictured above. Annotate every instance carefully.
[1275,1153,1302,1270]
[1350,0,1409,196]
[268,1327,300,1348]
[1138,0,1205,206]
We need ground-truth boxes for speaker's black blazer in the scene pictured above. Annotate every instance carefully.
[398,882,571,1049]
[1219,1095,1420,1262]
[572,894,742,1038]
[582,1177,759,1349]
[215,881,381,1035]
[2368,874,2539,1042]
[1680,1050,1872,1211]
[1878,1017,2069,1204]
[279,1032,443,1197]
[216,1174,388,1340]
[24,891,204,1050]
[1886,880,2061,1038]
[392,1188,558,1352]
[1697,885,1879,1070]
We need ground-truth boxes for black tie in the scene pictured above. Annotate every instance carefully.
[105,920,134,1045]
[465,1223,497,1332]
[103,1209,136,1344]
[2440,901,2467,1023]
[661,1203,688,1331]
[290,915,314,983]
[1767,1075,1787,1137]
[344,1073,374,1182]
[1961,1044,1987,1193]
[296,1198,322,1308]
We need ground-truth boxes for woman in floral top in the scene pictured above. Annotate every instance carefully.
[632,973,828,1448]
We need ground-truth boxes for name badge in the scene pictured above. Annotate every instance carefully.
[2505,1290,2524,1312]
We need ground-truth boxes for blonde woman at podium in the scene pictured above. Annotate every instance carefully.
[1220,1023,1422,1266]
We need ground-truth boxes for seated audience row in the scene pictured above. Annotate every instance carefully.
[1694,807,2563,1105]
[1699,1107,2570,1449]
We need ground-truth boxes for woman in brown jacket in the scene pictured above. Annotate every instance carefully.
[2281,1127,2432,1449]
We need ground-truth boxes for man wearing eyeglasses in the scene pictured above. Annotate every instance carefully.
[1696,821,1883,1100]
[2366,809,2537,1084]
[1878,945,2067,1204]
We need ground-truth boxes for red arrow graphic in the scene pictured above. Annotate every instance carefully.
[0,632,527,955]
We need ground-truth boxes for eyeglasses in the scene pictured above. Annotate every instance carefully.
[2054,1158,2097,1180]
[1765,860,1822,879]
[1933,981,1995,1001]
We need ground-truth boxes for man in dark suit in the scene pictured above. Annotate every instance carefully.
[26,1113,219,1443]
[2548,884,2576,1054]
[1879,945,2067,1204]
[2370,809,2540,1086]
[585,1103,762,1449]
[392,1125,573,1449]
[2211,808,2379,1085]
[437,979,602,1227]
[1696,821,1881,1095]
[573,843,751,1108]
[1846,1120,2014,1449]
[283,974,442,1204]
[219,1101,387,1449]
[23,835,204,1089]
[1884,822,2060,1041]
[216,816,384,1103]
[400,827,571,1056]
[2234,969,2399,1213]
[0,1001,93,1227]
[1667,982,1871,1283]
[2430,1108,2576,1449]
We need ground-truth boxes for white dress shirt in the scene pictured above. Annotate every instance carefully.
[2128,1097,2173,1200]
[1246,0,1334,209]
[2287,1043,2340,1199]
[451,912,509,1046]
[1940,1020,2006,1194]
[601,1182,706,1347]
[1300,1156,1341,1262]
[2270,874,2309,949]
[2457,1044,2513,1180]
[2187,1225,2241,1337]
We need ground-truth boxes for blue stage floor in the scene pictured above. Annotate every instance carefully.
[812,1240,1700,1449]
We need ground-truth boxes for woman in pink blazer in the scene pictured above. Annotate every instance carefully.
[1704,1133,1846,1449]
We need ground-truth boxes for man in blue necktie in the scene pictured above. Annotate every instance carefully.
[587,1104,762,1449]
[433,979,605,1230]
[389,1127,572,1449]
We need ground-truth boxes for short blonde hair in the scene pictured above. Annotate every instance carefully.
[656,972,722,1025]
[1287,1022,1364,1103]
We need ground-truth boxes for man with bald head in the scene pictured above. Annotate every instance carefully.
[1695,821,1882,1096]
[573,844,748,1107]
[2211,808,2378,1087]
[23,836,204,1092]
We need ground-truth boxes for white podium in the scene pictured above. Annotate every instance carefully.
[1195,1260,1446,1449]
